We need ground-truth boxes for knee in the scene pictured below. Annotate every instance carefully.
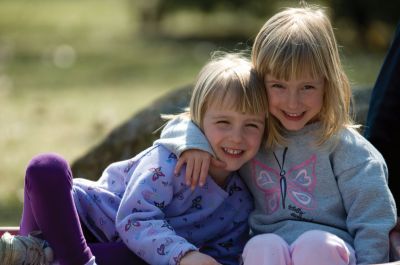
[291,230,352,264]
[26,153,72,184]
[243,234,290,264]
[294,230,343,248]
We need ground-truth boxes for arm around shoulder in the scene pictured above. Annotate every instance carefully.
[155,116,214,157]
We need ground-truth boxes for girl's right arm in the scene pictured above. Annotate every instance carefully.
[155,116,225,189]
[115,146,199,265]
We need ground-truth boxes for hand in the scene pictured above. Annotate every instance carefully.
[390,218,400,260]
[180,251,222,265]
[174,150,226,190]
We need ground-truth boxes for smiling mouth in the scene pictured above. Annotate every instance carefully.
[222,147,244,156]
[283,111,304,120]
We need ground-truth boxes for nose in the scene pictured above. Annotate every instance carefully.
[286,90,300,109]
[230,127,244,143]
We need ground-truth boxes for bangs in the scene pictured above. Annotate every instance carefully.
[206,74,266,115]
[256,11,331,81]
[269,43,326,80]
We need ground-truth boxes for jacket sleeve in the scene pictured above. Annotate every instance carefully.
[115,146,197,265]
[154,116,215,157]
[337,155,397,264]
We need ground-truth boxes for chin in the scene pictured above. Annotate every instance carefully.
[279,116,312,131]
[226,164,242,172]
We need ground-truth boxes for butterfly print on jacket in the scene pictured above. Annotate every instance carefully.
[251,154,317,214]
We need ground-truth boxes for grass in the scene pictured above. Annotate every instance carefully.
[0,0,208,225]
[0,0,388,225]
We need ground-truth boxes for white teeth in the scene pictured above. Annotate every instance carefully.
[223,148,243,155]
[285,112,302,117]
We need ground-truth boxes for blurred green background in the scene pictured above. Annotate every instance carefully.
[0,0,398,225]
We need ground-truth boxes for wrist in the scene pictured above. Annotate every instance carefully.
[179,249,197,265]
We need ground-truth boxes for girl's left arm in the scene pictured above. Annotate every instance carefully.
[155,116,224,189]
[338,157,397,264]
[155,116,214,157]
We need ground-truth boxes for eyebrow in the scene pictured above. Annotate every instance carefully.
[246,118,265,124]
[265,80,281,83]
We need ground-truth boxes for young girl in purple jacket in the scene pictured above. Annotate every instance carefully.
[1,52,268,265]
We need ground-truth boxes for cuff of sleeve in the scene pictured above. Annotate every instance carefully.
[169,244,198,265]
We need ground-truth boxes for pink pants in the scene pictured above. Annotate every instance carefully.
[242,230,356,265]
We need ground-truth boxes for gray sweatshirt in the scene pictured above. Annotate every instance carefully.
[155,116,397,264]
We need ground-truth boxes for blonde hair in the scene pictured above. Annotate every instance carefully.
[252,5,356,148]
[190,52,268,130]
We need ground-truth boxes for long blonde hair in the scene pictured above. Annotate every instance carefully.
[252,5,355,148]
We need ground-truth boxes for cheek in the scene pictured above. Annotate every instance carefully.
[267,91,281,107]
[204,128,224,144]
[311,95,324,110]
[247,131,263,148]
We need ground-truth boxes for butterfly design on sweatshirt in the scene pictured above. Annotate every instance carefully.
[166,152,177,163]
[218,238,234,251]
[124,159,136,173]
[228,181,242,196]
[173,251,185,264]
[191,196,203,210]
[124,219,140,231]
[157,238,173,256]
[149,167,165,181]
[251,150,317,214]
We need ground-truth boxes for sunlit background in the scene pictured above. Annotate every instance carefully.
[0,0,398,225]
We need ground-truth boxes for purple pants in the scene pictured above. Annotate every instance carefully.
[19,153,147,265]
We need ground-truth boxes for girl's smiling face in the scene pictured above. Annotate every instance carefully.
[265,74,324,131]
[202,103,266,181]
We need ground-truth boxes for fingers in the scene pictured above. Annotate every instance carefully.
[198,157,210,187]
[174,150,225,190]
[189,155,210,190]
[197,158,226,187]
[185,157,194,186]
[175,157,186,176]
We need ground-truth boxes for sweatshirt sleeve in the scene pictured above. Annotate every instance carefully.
[334,137,397,264]
[115,146,197,265]
[154,116,215,157]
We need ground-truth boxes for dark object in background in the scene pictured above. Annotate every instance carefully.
[365,22,400,215]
